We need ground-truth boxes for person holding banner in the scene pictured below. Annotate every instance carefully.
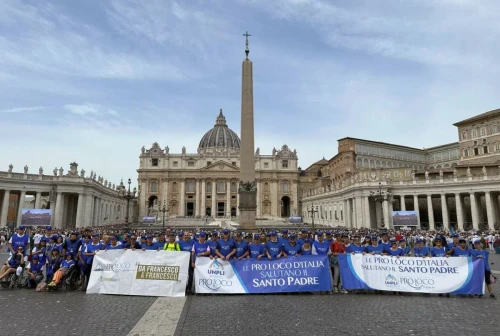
[398,239,411,256]
[383,239,404,257]
[164,233,181,251]
[365,235,383,255]
[330,232,347,294]
[216,229,236,260]
[413,238,429,257]
[123,235,141,249]
[313,232,331,256]
[249,234,266,260]
[266,232,284,260]
[452,237,471,257]
[471,240,496,299]
[105,236,123,250]
[300,240,314,256]
[282,234,302,257]
[208,231,219,258]
[346,235,365,254]
[430,237,448,257]
[233,232,249,260]
[141,235,159,250]
[191,232,211,267]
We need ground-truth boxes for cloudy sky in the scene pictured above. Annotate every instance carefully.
[1,0,499,187]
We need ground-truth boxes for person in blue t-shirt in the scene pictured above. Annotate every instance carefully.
[379,233,390,253]
[452,238,471,257]
[216,229,236,260]
[447,234,461,255]
[365,236,384,255]
[191,232,211,266]
[249,234,266,260]
[313,232,331,255]
[178,232,194,253]
[384,239,404,257]
[282,234,302,257]
[62,232,82,260]
[208,232,219,258]
[233,232,249,260]
[0,246,26,281]
[430,236,448,257]
[105,236,123,250]
[141,235,159,250]
[413,238,429,257]
[25,255,44,288]
[8,226,30,255]
[266,232,284,260]
[346,235,365,254]
[48,252,75,287]
[471,240,496,299]
[279,229,290,247]
[398,239,411,256]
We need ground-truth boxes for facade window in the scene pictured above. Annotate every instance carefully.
[282,160,288,168]
[152,159,158,166]
[482,139,486,144]
[186,180,195,192]
[461,131,467,140]
[264,182,269,192]
[207,161,211,166]
[472,129,477,138]
[187,161,195,167]
[217,181,225,192]
[264,162,269,168]
[232,162,237,166]
[463,149,469,157]
[282,181,289,193]
[492,124,498,133]
[473,140,478,146]
[474,148,479,155]
[231,182,237,192]
[483,146,489,154]
[481,127,487,136]
[173,161,178,167]
[206,182,212,192]
[172,182,177,192]
[150,181,158,192]
[495,144,500,152]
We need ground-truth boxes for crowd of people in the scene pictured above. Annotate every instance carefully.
[0,224,498,298]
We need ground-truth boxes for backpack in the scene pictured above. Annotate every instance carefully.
[36,282,47,292]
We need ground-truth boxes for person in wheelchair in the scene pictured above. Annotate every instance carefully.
[25,255,44,288]
[0,246,26,282]
[48,252,75,287]
[46,249,62,284]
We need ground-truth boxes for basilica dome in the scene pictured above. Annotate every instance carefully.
[198,109,241,150]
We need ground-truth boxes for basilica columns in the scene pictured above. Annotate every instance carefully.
[0,190,10,227]
[256,180,261,217]
[211,180,216,217]
[195,180,200,217]
[470,192,479,230]
[485,191,495,231]
[16,190,26,225]
[34,191,42,209]
[363,196,370,228]
[54,192,63,228]
[440,194,449,229]
[226,180,231,217]
[400,195,406,211]
[75,194,84,228]
[427,194,435,230]
[455,193,464,230]
[200,180,206,217]
[413,195,421,228]
[180,180,185,216]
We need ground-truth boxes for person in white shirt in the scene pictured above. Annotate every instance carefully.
[33,231,43,248]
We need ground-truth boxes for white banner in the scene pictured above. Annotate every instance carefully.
[194,258,244,294]
[87,250,190,297]
[339,254,484,294]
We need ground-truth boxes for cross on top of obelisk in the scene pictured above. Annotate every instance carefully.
[243,31,251,58]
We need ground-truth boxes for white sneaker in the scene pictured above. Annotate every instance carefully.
[340,288,348,294]
[333,287,339,293]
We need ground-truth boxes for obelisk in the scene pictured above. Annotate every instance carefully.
[238,31,257,230]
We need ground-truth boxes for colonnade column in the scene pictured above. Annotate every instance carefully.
[427,194,435,230]
[413,195,420,228]
[236,193,240,217]
[16,191,26,226]
[211,179,216,217]
[400,195,406,211]
[226,180,231,217]
[75,193,85,228]
[34,192,42,209]
[345,199,351,228]
[0,190,11,227]
[83,194,93,227]
[363,196,371,228]
[485,191,495,231]
[455,193,464,230]
[195,180,200,217]
[382,198,389,229]
[201,179,206,217]
[470,192,479,230]
[440,194,449,229]
[54,192,63,228]
[179,180,185,217]
[256,180,260,217]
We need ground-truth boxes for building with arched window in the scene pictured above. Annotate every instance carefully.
[137,110,299,220]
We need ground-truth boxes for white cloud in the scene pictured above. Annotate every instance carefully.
[0,106,49,113]
[64,103,100,116]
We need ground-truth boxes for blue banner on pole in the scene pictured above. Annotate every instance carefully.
[338,254,485,295]
[195,255,332,294]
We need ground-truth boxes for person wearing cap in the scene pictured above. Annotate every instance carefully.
[62,232,82,260]
[266,232,284,260]
[471,240,496,299]
[365,236,383,255]
[8,225,30,256]
[325,231,333,244]
[296,229,308,247]
[282,234,301,257]
[53,235,64,254]
[346,235,365,254]
[25,255,44,288]
[249,234,266,260]
[41,225,53,244]
[216,229,236,260]
[279,229,290,247]
[234,232,249,260]
[48,252,76,287]
[164,233,181,251]
[208,232,219,258]
[46,248,62,284]
[313,232,331,256]
[446,234,460,254]
[105,236,123,250]
[192,232,211,267]
[451,237,471,257]
[330,232,347,294]
[398,239,411,256]
[82,234,104,289]
[413,238,429,257]
[142,235,158,250]
[123,235,141,249]
[155,232,166,248]
[430,236,447,257]
[0,246,26,282]
[384,238,404,257]
[379,232,390,252]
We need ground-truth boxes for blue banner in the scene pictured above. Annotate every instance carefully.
[195,255,332,294]
[338,254,485,294]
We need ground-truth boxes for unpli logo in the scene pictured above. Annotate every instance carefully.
[385,274,398,286]
[208,259,225,276]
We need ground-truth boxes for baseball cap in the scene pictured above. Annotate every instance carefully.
[18,225,25,230]
[236,232,242,236]
[45,226,52,230]
[222,229,229,234]
[254,234,260,239]
[199,232,206,238]
[282,229,288,234]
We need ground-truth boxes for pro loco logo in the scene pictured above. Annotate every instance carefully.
[385,274,398,286]
[199,259,233,292]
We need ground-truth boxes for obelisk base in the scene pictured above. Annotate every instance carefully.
[238,190,257,230]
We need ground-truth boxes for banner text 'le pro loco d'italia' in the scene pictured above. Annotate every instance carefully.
[195,255,331,294]
[87,250,190,297]
[338,254,484,294]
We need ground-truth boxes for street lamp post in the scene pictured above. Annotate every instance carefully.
[160,200,169,230]
[369,182,392,228]
[119,178,137,225]
[307,203,318,230]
